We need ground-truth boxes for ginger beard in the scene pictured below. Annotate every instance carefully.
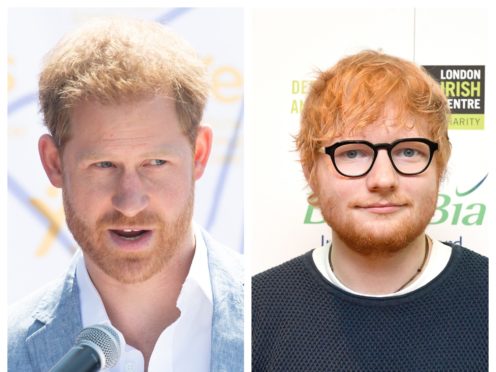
[63,187,194,284]
[318,190,438,257]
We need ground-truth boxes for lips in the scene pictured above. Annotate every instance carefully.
[364,203,404,208]
[107,227,154,250]
[111,229,148,240]
[357,202,407,214]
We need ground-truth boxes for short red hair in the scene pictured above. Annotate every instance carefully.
[296,50,451,206]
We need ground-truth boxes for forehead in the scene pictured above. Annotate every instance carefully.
[65,96,189,155]
[333,106,430,142]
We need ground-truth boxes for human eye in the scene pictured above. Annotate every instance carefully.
[399,148,418,158]
[335,144,371,161]
[145,159,167,167]
[343,150,365,159]
[94,161,115,168]
[394,143,428,159]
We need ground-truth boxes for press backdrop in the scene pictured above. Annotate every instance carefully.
[250,8,491,274]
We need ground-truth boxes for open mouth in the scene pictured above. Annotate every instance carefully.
[110,229,150,241]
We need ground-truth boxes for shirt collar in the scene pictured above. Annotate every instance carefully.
[76,250,108,327]
[181,223,213,306]
[76,223,213,327]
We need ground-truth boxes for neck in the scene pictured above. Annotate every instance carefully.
[330,233,430,295]
[84,230,195,370]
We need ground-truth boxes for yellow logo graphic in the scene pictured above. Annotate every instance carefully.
[204,56,243,104]
[30,188,68,256]
[8,56,15,91]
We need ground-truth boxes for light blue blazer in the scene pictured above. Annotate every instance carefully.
[8,228,244,372]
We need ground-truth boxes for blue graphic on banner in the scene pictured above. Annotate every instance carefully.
[207,99,244,231]
[8,175,75,252]
[156,7,192,24]
[8,92,38,114]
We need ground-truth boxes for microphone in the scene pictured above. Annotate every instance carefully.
[49,324,123,372]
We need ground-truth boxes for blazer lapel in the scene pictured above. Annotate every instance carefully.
[25,255,83,372]
[203,229,244,372]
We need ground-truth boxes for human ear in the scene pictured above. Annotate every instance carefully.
[38,134,63,188]
[193,125,213,180]
[302,161,319,195]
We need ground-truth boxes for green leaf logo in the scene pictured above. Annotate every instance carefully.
[455,174,488,197]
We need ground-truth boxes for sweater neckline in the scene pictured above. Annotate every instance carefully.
[302,243,463,305]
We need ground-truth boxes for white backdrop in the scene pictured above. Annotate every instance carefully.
[250,8,491,274]
[8,8,244,303]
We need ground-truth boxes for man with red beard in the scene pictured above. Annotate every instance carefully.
[252,51,487,371]
[9,18,243,372]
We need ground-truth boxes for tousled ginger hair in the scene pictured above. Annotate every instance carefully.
[39,17,209,148]
[296,50,451,206]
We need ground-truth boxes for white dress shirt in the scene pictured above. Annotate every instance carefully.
[76,224,213,372]
[312,237,451,297]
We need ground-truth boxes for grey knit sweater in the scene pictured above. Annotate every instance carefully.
[252,244,487,371]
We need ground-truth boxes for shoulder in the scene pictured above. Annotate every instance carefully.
[198,227,244,367]
[9,256,81,371]
[199,226,244,310]
[444,242,488,273]
[252,251,315,314]
[252,252,316,366]
[9,278,64,337]
[439,242,487,296]
[8,278,65,371]
[253,251,312,291]
[458,244,487,264]
[200,226,243,281]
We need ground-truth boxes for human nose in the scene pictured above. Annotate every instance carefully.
[365,149,399,191]
[111,170,149,217]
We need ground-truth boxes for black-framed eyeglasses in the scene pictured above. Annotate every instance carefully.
[321,137,439,177]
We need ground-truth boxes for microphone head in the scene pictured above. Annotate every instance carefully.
[75,324,123,369]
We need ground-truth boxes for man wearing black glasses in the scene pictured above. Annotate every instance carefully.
[252,50,487,371]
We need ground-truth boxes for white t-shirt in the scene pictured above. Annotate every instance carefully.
[312,238,452,297]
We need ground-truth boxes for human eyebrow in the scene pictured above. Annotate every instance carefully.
[77,145,184,162]
[141,143,190,157]
[140,149,183,159]
[77,151,108,162]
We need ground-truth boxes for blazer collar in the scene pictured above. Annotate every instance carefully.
[26,252,83,372]
[202,228,244,372]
